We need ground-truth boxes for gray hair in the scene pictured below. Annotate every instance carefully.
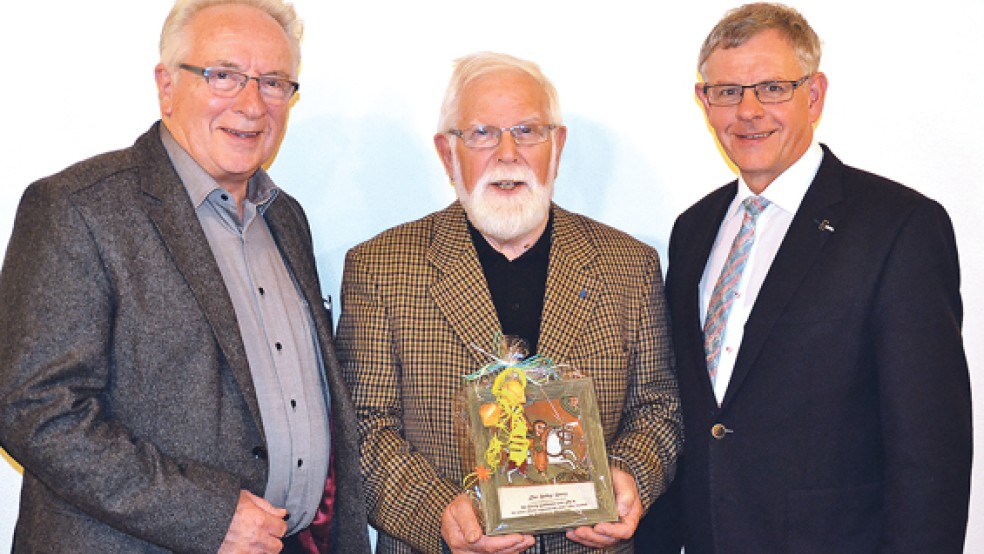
[437,51,562,133]
[160,0,303,74]
[698,2,821,78]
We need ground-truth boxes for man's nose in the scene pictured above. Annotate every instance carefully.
[495,129,519,163]
[736,89,765,120]
[232,78,267,117]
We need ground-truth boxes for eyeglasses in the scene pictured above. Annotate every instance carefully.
[447,124,557,149]
[178,64,299,103]
[702,75,811,106]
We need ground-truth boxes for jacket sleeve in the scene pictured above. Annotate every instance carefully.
[872,199,972,552]
[335,246,461,553]
[0,180,243,553]
[606,247,683,509]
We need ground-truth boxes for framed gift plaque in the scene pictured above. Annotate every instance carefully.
[463,371,617,535]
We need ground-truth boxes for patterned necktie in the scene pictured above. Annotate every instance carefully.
[703,195,770,386]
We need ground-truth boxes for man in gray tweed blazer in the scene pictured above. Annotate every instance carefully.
[336,51,682,554]
[0,1,369,553]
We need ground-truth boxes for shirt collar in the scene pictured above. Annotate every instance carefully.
[159,123,279,212]
[731,141,824,218]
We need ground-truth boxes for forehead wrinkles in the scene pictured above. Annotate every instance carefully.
[704,32,803,84]
[459,72,550,125]
[186,7,293,75]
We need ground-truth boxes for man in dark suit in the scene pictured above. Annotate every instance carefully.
[638,3,972,553]
[335,51,682,554]
[0,1,370,553]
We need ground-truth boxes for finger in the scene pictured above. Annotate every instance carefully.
[607,467,643,533]
[474,533,535,554]
[442,496,482,550]
[592,500,640,540]
[245,490,289,519]
[597,519,638,542]
[566,525,620,549]
[503,535,537,553]
[248,497,289,539]
[448,496,484,544]
[441,515,468,551]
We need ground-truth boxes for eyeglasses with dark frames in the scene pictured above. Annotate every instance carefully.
[702,75,812,106]
[178,63,299,103]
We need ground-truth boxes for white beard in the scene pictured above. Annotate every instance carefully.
[453,148,555,244]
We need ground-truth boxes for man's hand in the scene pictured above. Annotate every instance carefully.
[565,467,643,549]
[218,490,289,553]
[441,493,535,554]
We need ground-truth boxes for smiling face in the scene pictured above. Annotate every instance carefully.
[696,29,827,193]
[155,4,294,196]
[434,69,566,252]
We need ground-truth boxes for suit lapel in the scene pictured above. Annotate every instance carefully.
[537,207,598,363]
[136,127,264,430]
[721,148,846,409]
[428,203,503,367]
[264,199,323,331]
[674,185,735,409]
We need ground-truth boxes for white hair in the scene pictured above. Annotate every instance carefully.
[437,51,562,133]
[159,0,303,74]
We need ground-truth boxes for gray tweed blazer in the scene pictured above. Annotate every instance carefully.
[0,123,370,554]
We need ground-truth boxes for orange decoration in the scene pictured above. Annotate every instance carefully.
[479,403,502,427]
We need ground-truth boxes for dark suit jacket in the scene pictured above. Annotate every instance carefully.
[0,123,370,553]
[655,145,971,553]
[335,202,682,554]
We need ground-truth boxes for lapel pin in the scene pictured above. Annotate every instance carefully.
[813,218,835,233]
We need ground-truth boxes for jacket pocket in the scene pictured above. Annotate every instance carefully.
[787,481,882,553]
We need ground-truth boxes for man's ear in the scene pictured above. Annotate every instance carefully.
[807,71,829,122]
[551,125,567,179]
[155,63,175,116]
[695,82,712,115]
[434,133,455,180]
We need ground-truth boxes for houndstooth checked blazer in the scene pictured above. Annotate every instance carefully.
[336,201,682,554]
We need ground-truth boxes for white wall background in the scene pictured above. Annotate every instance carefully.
[1,0,981,550]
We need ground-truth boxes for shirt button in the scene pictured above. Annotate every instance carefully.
[252,446,268,460]
[275,342,283,351]
[297,459,304,468]
[258,287,265,296]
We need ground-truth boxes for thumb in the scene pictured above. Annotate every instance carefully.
[245,490,288,517]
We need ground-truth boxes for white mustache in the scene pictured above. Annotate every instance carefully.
[451,151,554,244]
[477,164,540,189]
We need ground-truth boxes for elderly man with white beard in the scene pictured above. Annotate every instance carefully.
[335,51,682,554]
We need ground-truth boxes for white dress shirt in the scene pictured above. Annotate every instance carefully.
[699,143,824,404]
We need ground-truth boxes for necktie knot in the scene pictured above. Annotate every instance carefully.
[743,195,770,219]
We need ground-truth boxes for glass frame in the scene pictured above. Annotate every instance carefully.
[178,63,299,100]
[447,124,557,149]
[702,74,811,106]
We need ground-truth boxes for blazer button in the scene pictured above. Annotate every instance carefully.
[252,446,268,460]
[711,423,730,440]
